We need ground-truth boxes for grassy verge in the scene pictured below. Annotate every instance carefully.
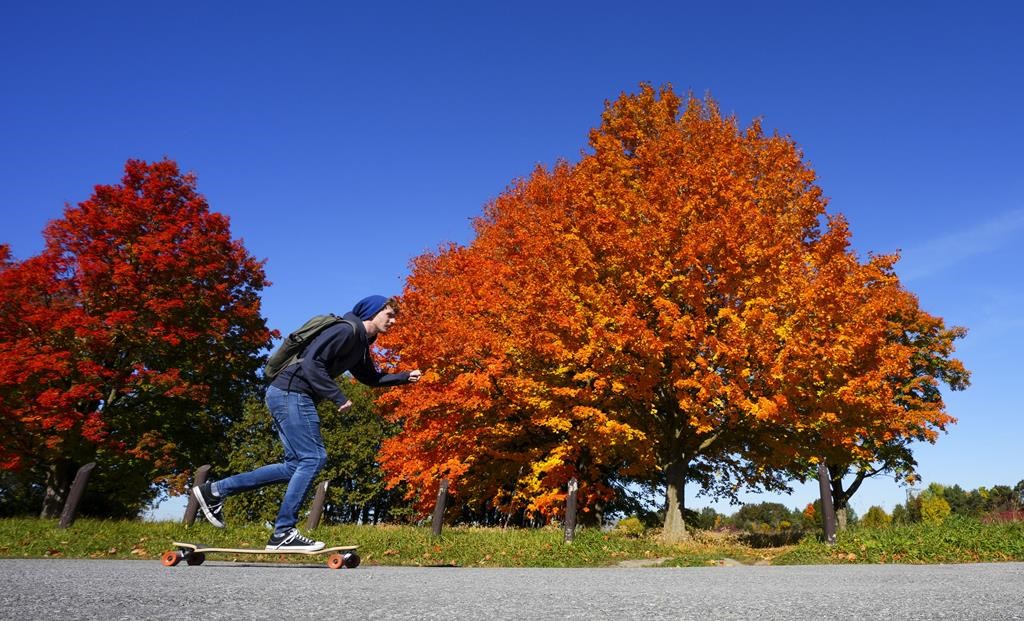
[0,518,743,567]
[1,517,1020,567]
[775,517,1024,565]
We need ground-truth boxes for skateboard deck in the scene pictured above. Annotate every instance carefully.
[162,541,360,569]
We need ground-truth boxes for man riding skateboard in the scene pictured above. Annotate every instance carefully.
[192,295,422,551]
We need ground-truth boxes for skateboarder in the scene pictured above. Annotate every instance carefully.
[192,295,422,551]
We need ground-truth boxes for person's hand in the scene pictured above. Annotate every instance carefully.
[338,400,353,412]
[408,369,423,383]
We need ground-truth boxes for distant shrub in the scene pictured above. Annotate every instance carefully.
[861,506,892,529]
[920,495,951,524]
[981,510,1024,524]
[615,516,645,538]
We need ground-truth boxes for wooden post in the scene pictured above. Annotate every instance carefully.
[563,478,578,544]
[58,462,96,529]
[431,479,449,537]
[817,461,837,544]
[306,481,330,531]
[183,464,212,527]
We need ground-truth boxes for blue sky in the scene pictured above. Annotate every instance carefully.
[2,2,1021,520]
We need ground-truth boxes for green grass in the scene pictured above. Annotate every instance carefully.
[0,518,715,567]
[775,516,1024,565]
[1,517,1020,567]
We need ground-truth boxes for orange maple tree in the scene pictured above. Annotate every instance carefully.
[377,84,967,538]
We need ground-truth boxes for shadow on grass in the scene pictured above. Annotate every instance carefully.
[738,530,813,548]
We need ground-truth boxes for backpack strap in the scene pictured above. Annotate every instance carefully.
[293,317,361,367]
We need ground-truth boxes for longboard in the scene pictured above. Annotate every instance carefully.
[162,541,360,569]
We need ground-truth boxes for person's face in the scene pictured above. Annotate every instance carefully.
[370,305,397,334]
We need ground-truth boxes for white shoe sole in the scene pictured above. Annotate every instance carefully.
[192,486,225,528]
[264,544,326,552]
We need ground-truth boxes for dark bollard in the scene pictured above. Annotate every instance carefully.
[58,462,96,529]
[431,479,449,537]
[183,464,212,526]
[564,478,578,544]
[817,461,837,544]
[306,481,330,531]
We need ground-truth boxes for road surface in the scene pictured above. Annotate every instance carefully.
[2,559,1022,619]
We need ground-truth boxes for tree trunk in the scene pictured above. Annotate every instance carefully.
[661,460,691,542]
[830,475,851,531]
[828,464,866,532]
[39,460,76,519]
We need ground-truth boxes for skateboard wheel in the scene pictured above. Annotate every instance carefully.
[161,551,181,567]
[186,552,206,566]
[327,553,344,569]
[343,552,361,569]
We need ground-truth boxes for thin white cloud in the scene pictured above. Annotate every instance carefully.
[896,208,1024,281]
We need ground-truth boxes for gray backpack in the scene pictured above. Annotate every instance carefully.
[263,314,358,381]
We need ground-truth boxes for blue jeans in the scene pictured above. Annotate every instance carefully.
[214,385,327,534]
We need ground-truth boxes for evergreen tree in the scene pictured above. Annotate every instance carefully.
[222,379,410,525]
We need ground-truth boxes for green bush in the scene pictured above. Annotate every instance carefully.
[615,516,645,538]
[861,506,892,529]
[920,495,951,525]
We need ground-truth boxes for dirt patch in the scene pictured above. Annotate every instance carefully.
[616,557,674,567]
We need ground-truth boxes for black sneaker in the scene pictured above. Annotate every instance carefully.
[265,528,325,552]
[192,482,225,528]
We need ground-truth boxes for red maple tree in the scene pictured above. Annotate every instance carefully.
[0,159,272,516]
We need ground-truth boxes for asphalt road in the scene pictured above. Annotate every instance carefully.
[1,559,1022,620]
